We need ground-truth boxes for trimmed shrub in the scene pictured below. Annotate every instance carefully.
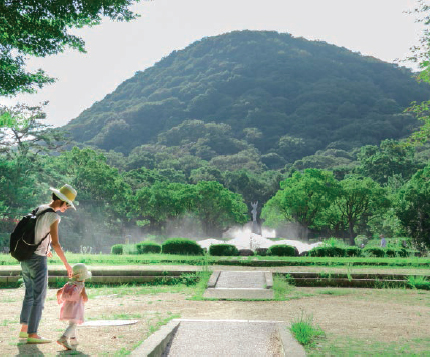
[111,244,123,255]
[255,248,268,256]
[209,244,239,256]
[267,244,297,257]
[136,241,161,254]
[346,247,362,257]
[162,238,204,255]
[385,248,396,257]
[363,247,385,257]
[309,246,346,257]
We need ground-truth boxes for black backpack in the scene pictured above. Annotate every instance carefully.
[9,207,55,261]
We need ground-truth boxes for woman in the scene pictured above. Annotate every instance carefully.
[19,184,77,344]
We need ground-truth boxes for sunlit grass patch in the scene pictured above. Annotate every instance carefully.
[408,275,430,290]
[289,311,325,346]
[308,335,430,356]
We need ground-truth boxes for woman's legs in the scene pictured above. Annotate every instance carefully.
[19,254,48,336]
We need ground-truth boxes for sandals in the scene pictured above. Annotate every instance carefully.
[27,337,52,344]
[19,331,28,339]
[57,336,72,350]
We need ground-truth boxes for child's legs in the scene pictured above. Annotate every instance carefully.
[63,321,77,338]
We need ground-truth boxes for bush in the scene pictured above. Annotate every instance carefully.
[162,238,204,255]
[136,241,161,254]
[385,248,396,257]
[267,244,297,257]
[345,247,362,257]
[309,246,346,257]
[111,244,123,255]
[209,244,239,256]
[363,247,385,257]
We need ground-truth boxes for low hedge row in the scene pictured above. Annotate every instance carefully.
[308,246,409,258]
[110,241,299,256]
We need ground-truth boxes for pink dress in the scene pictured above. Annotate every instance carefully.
[58,282,85,324]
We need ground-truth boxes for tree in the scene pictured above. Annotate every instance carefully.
[356,139,421,184]
[405,1,430,144]
[191,181,248,237]
[0,0,140,96]
[396,165,430,250]
[262,169,340,240]
[329,175,390,245]
[0,103,68,158]
[132,182,191,233]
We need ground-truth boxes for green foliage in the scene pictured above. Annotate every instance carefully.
[396,164,430,250]
[262,169,340,239]
[136,241,161,254]
[0,0,140,96]
[356,140,421,184]
[363,247,385,258]
[111,244,124,255]
[161,238,204,255]
[208,244,239,256]
[407,275,430,290]
[345,247,362,257]
[289,312,325,346]
[308,246,347,257]
[267,244,297,257]
[64,31,429,166]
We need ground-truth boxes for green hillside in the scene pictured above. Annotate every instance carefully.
[64,30,430,170]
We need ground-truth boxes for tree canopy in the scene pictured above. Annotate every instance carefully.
[0,0,140,96]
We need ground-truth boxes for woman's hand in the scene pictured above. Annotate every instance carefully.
[47,251,53,258]
[66,264,73,278]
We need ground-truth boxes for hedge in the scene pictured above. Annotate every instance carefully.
[111,244,123,255]
[267,244,297,257]
[161,238,204,255]
[136,241,161,254]
[308,246,346,257]
[209,244,239,256]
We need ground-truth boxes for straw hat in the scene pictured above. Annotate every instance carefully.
[71,263,92,281]
[49,184,77,210]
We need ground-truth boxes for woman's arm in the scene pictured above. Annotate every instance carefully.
[50,220,73,278]
[82,287,88,303]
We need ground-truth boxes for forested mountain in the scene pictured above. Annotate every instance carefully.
[64,30,430,170]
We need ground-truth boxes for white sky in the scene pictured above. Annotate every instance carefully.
[0,0,425,127]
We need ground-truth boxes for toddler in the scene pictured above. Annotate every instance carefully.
[56,263,91,350]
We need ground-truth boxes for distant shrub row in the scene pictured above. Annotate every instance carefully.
[111,239,411,258]
[111,240,300,257]
[111,238,204,256]
[308,246,409,258]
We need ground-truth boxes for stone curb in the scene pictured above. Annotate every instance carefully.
[130,319,180,357]
[206,271,220,288]
[276,322,306,357]
[264,271,273,289]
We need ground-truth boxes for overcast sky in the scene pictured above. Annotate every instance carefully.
[0,0,424,127]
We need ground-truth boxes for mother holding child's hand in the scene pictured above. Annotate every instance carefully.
[19,184,77,344]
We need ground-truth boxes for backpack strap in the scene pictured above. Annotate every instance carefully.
[35,207,56,250]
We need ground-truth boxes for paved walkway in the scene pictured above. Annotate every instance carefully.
[204,271,274,299]
[133,319,306,357]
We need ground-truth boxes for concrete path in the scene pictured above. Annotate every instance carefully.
[204,271,274,299]
[132,319,306,357]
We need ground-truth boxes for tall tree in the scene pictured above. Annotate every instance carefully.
[396,164,430,250]
[262,169,340,241]
[0,103,67,158]
[0,0,140,96]
[191,181,248,237]
[330,175,390,245]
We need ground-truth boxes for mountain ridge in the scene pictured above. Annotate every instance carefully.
[63,30,430,169]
